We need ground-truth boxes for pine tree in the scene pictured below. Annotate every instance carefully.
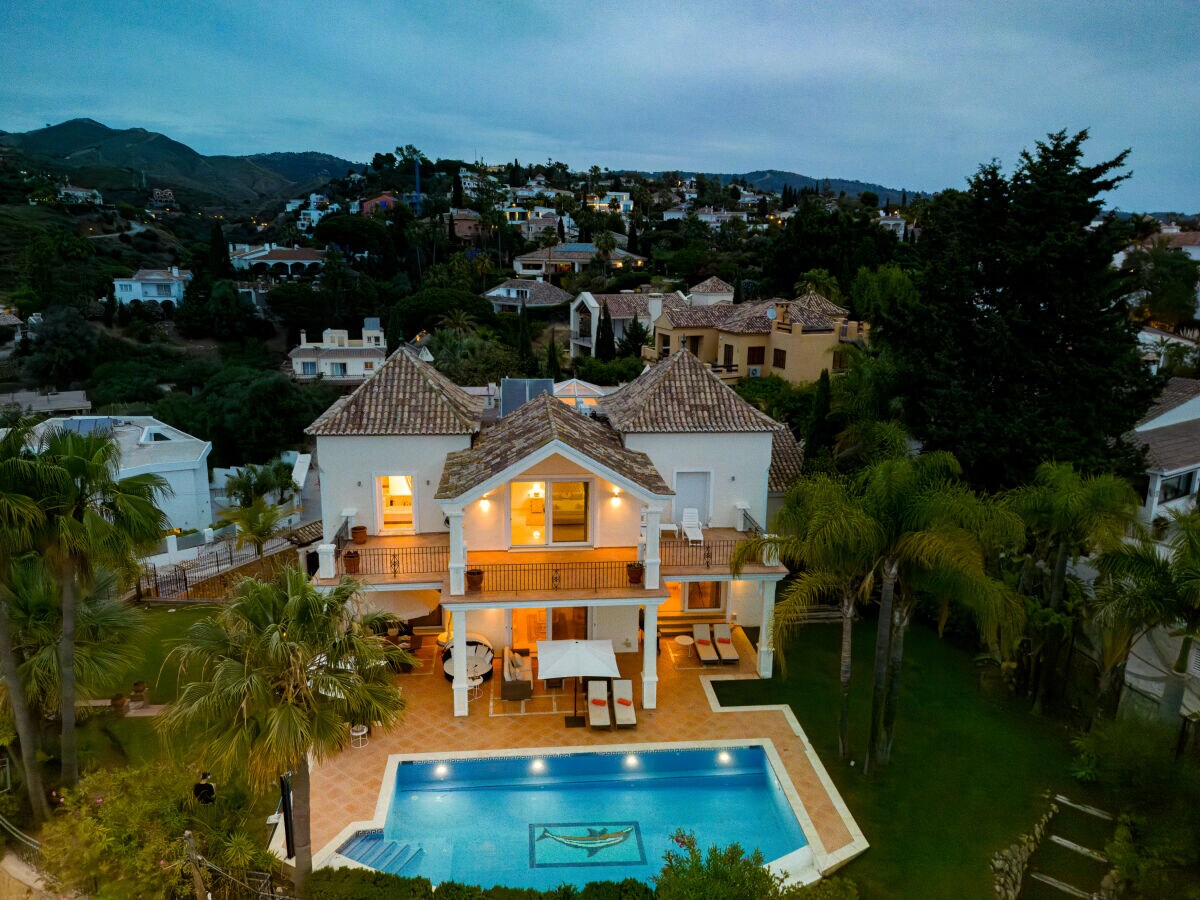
[595,302,616,362]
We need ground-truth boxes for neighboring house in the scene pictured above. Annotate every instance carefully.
[499,205,531,225]
[1139,327,1198,375]
[307,348,794,716]
[483,279,571,314]
[0,389,92,416]
[569,291,687,358]
[57,184,102,205]
[0,311,25,340]
[687,276,735,306]
[553,378,613,411]
[112,267,192,304]
[878,212,906,238]
[360,192,404,216]
[663,206,689,222]
[514,243,647,279]
[586,192,634,215]
[519,215,564,242]
[298,207,329,231]
[289,318,386,383]
[229,244,326,277]
[28,416,212,532]
[1129,377,1200,524]
[693,207,748,226]
[447,209,482,241]
[650,293,866,384]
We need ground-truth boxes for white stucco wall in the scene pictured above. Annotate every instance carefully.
[1138,394,1200,430]
[315,434,473,541]
[122,456,212,532]
[591,605,640,653]
[624,432,771,527]
[728,579,764,627]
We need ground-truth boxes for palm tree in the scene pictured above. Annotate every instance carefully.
[34,427,168,786]
[218,496,290,558]
[0,421,52,821]
[1004,462,1139,713]
[594,229,617,277]
[6,561,147,720]
[157,569,413,892]
[733,474,880,759]
[438,308,477,337]
[1094,509,1200,721]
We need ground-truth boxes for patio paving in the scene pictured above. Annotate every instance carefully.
[308,627,868,877]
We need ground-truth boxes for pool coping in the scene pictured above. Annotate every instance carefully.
[310,734,848,885]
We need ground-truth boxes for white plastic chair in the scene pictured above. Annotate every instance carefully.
[681,507,704,545]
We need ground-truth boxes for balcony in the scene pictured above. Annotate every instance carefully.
[321,528,780,595]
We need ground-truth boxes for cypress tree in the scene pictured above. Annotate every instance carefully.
[557,218,566,242]
[544,333,562,380]
[595,302,616,361]
[452,172,464,208]
[517,302,539,376]
[805,369,834,457]
[385,304,405,354]
[627,219,639,255]
[208,220,232,279]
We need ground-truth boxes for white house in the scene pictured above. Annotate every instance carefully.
[307,348,797,716]
[587,192,634,215]
[112,267,192,304]
[483,279,572,314]
[29,416,212,532]
[1130,377,1200,524]
[57,184,102,205]
[289,318,386,382]
[687,276,735,306]
[568,291,686,359]
[514,243,647,279]
[229,244,326,277]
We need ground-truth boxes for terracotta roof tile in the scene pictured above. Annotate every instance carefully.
[690,276,734,294]
[288,346,386,360]
[769,425,804,492]
[590,293,685,319]
[484,279,572,307]
[792,291,849,318]
[601,349,782,433]
[1137,419,1200,473]
[436,392,671,498]
[306,348,482,436]
[1141,377,1200,426]
[515,243,646,264]
[662,304,737,328]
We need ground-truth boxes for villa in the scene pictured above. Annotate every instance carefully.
[112,267,192,304]
[288,318,386,383]
[513,243,647,279]
[229,243,326,277]
[300,348,866,887]
[568,291,686,358]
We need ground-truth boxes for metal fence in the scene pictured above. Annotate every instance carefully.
[471,561,635,593]
[138,536,293,601]
[340,544,450,577]
[660,539,741,569]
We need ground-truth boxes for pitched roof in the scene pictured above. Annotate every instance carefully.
[1140,377,1200,427]
[306,348,482,436]
[690,276,734,294]
[769,425,804,492]
[484,279,572,306]
[289,346,386,360]
[515,243,646,263]
[601,349,782,433]
[122,268,192,282]
[230,246,325,262]
[792,291,849,318]
[1136,419,1200,473]
[436,392,671,499]
[719,298,837,334]
[661,304,737,328]
[588,292,685,320]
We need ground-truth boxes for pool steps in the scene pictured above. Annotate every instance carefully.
[337,830,426,875]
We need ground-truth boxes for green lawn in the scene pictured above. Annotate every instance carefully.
[714,620,1103,899]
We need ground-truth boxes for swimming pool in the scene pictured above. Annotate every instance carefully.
[334,743,811,890]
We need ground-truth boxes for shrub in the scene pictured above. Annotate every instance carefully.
[578,879,655,899]
[304,868,435,899]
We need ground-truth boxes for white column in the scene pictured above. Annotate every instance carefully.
[642,603,658,709]
[165,533,179,563]
[758,581,776,678]
[447,510,465,595]
[644,507,662,590]
[452,611,469,716]
[202,527,214,544]
[317,544,336,579]
[1145,475,1162,523]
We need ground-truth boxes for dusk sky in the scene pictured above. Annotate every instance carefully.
[3,1,1197,211]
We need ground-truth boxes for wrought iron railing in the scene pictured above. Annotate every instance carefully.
[470,561,634,593]
[340,545,450,577]
[333,519,350,554]
[741,511,764,536]
[660,539,739,569]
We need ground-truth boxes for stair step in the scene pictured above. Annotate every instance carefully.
[374,842,412,871]
[359,835,389,867]
[1048,834,1107,862]
[1028,872,1092,898]
[1052,795,1113,821]
[394,845,424,874]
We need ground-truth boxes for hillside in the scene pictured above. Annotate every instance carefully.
[674,169,935,204]
[243,151,362,184]
[0,119,318,205]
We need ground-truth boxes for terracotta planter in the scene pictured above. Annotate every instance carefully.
[111,695,128,716]
[626,564,645,585]
[351,525,368,545]
[465,569,484,591]
[343,551,361,574]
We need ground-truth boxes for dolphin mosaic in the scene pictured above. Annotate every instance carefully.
[536,825,634,857]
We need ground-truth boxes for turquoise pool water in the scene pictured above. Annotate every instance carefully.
[337,744,808,890]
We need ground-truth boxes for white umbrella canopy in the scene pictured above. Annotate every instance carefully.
[536,639,620,680]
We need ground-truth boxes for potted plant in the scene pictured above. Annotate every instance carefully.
[626,560,645,585]
[760,537,781,567]
[466,568,484,591]
[343,550,361,574]
[351,525,368,545]
[110,693,128,716]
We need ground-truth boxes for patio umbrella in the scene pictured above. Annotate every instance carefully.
[536,639,620,726]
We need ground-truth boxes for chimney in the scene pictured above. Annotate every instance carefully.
[170,266,179,277]
[647,294,663,322]
[299,329,307,345]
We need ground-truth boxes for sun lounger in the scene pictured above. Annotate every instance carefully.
[612,679,636,727]
[587,680,611,729]
[681,507,704,545]
[693,624,719,664]
[713,623,739,664]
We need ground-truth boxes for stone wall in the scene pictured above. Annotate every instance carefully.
[991,802,1058,900]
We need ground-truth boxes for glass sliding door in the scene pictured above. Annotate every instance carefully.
[509,479,591,547]
[378,475,414,533]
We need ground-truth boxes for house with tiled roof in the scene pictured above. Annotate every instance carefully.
[112,267,193,304]
[513,243,646,280]
[568,290,686,358]
[229,243,326,276]
[1130,376,1200,524]
[483,279,572,313]
[688,276,735,305]
[289,318,386,383]
[650,293,867,385]
[307,347,793,717]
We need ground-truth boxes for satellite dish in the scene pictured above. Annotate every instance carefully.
[766,307,777,320]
